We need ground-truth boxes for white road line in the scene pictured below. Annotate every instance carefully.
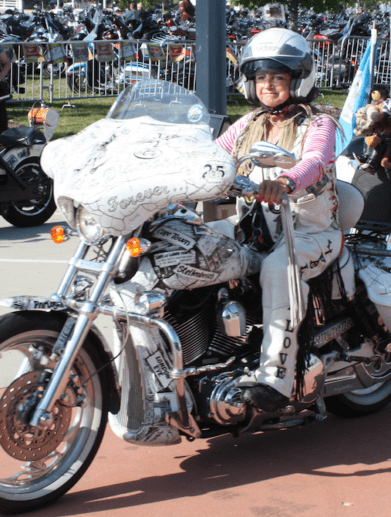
[0,259,68,263]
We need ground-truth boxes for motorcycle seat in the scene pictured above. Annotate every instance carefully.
[336,179,364,231]
[0,127,46,147]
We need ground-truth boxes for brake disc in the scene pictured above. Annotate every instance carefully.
[0,371,72,461]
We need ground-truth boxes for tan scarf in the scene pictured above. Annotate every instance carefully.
[232,104,313,177]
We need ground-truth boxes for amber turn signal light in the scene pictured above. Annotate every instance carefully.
[51,226,66,244]
[126,237,142,257]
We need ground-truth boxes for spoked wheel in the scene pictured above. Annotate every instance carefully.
[326,354,391,417]
[0,311,110,514]
[67,74,91,95]
[2,158,56,227]
[42,62,67,77]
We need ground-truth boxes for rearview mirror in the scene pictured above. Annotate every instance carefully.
[249,142,297,169]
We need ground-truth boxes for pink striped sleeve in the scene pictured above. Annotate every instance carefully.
[214,113,251,153]
[283,116,335,193]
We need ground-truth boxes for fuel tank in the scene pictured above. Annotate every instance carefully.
[149,218,263,290]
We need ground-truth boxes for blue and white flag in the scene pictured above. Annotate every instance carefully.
[335,30,378,156]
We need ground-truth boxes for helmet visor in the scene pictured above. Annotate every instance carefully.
[242,59,293,78]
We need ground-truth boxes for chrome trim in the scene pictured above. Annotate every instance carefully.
[149,204,202,231]
[55,241,89,299]
[221,300,247,337]
[29,237,128,427]
[66,301,236,430]
[134,291,167,315]
[313,316,355,348]
[135,238,152,255]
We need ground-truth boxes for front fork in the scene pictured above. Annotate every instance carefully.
[29,236,127,428]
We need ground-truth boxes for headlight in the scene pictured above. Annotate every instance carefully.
[76,206,109,245]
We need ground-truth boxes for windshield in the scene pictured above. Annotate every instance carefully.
[106,80,211,126]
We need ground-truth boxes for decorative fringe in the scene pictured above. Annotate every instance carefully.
[280,194,306,328]
[296,263,335,398]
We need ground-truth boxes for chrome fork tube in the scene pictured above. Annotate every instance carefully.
[55,240,89,299]
[30,237,127,428]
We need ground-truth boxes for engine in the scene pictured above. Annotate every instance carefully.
[164,284,326,426]
[163,285,261,366]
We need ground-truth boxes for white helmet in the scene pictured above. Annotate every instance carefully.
[240,28,315,104]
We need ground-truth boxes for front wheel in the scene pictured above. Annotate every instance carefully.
[0,311,109,514]
[42,62,66,77]
[67,73,91,95]
[2,158,57,227]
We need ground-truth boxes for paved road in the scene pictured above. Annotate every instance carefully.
[1,211,391,517]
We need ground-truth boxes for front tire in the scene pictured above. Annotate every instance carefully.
[67,73,91,95]
[2,158,57,227]
[42,62,66,77]
[0,311,109,514]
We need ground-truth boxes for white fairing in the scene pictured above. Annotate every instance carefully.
[41,117,235,235]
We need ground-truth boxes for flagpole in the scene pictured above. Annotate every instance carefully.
[389,15,391,94]
[368,22,378,102]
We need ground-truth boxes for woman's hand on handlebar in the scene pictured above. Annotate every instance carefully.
[258,178,291,204]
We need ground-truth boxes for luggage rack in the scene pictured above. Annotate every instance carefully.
[346,220,391,258]
[355,220,391,236]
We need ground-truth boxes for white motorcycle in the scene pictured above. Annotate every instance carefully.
[0,80,391,513]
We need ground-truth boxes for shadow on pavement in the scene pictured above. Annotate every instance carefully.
[0,221,67,245]
[21,406,391,516]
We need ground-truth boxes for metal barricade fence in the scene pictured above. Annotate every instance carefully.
[3,36,391,105]
[4,39,198,105]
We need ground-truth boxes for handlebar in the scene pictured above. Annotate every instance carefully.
[229,175,259,198]
[228,175,289,206]
[0,94,12,102]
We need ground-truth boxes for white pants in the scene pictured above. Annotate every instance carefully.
[254,228,342,398]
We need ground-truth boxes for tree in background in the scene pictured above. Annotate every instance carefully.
[229,0,357,13]
[229,0,358,31]
[116,0,180,12]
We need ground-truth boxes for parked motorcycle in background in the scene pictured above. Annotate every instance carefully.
[0,97,59,226]
[336,104,391,227]
[0,80,391,512]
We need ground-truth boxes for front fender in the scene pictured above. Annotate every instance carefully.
[0,295,67,312]
[0,147,44,177]
[67,63,85,75]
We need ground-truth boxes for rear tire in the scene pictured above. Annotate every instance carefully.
[326,379,391,417]
[0,311,110,514]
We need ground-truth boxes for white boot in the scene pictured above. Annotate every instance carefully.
[237,306,298,410]
[254,305,299,398]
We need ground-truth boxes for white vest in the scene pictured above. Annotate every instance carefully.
[237,117,340,243]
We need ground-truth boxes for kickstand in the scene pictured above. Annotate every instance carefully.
[62,100,78,112]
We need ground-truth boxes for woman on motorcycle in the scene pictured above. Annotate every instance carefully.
[215,28,343,411]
